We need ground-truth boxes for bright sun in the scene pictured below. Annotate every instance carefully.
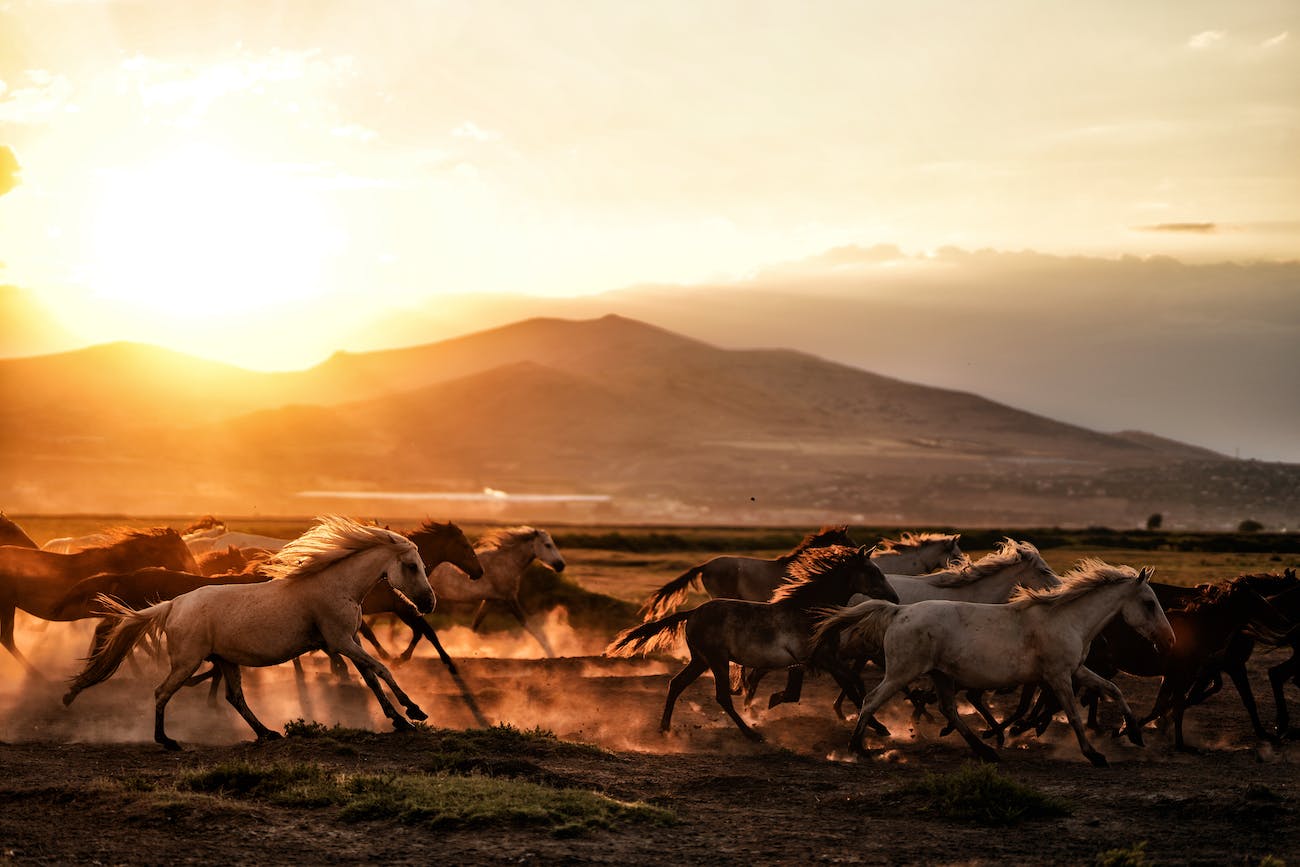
[81,145,342,319]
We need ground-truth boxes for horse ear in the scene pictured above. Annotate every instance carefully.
[858,544,876,557]
[1138,566,1153,583]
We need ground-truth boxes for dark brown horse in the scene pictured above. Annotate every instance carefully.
[0,513,37,549]
[194,545,270,577]
[639,526,858,620]
[607,545,899,741]
[0,528,200,674]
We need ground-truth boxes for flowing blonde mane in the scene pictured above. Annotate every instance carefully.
[475,526,541,552]
[876,531,960,553]
[83,527,183,548]
[921,539,1049,588]
[770,545,864,605]
[1009,559,1144,606]
[258,515,413,581]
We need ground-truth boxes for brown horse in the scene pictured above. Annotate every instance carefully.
[607,545,899,741]
[195,545,270,577]
[0,513,37,549]
[354,520,485,674]
[0,528,200,674]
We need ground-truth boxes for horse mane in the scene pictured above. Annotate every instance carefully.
[82,527,182,548]
[414,519,459,538]
[770,545,861,605]
[1009,559,1143,606]
[183,515,225,534]
[258,515,412,581]
[475,526,540,552]
[876,531,960,553]
[1174,581,1244,616]
[779,525,853,562]
[923,539,1048,588]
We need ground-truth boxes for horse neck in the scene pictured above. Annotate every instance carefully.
[482,540,535,577]
[1042,581,1141,645]
[417,533,473,573]
[777,577,853,613]
[314,546,396,605]
[979,561,1051,599]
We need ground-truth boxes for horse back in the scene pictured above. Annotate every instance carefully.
[698,556,786,602]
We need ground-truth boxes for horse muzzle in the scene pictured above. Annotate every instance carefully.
[552,559,567,573]
[413,590,436,615]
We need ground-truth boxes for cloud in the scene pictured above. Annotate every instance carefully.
[1135,222,1220,234]
[451,121,502,143]
[1187,30,1226,49]
[0,71,75,124]
[1261,32,1288,49]
[0,146,18,196]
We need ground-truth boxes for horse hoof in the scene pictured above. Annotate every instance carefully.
[744,730,765,743]
[444,662,458,676]
[257,730,283,743]
[61,691,77,707]
[392,717,416,732]
[1175,744,1200,755]
[159,738,182,752]
[939,724,954,737]
[1087,751,1109,768]
[406,706,428,722]
[1125,728,1144,747]
[976,749,1000,764]
[767,693,785,710]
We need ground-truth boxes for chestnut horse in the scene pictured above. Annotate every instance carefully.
[0,513,37,549]
[1,528,200,674]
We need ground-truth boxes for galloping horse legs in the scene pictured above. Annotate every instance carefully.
[471,601,490,631]
[392,599,458,673]
[660,652,708,733]
[932,672,998,762]
[706,652,762,741]
[357,621,391,660]
[1269,649,1300,736]
[215,659,281,742]
[154,658,204,750]
[0,603,42,677]
[335,640,427,728]
[1223,657,1273,740]
[507,597,555,658]
[1075,666,1143,746]
[1045,672,1108,767]
[767,666,805,710]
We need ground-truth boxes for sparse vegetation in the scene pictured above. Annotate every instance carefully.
[904,764,1071,826]
[1094,841,1149,867]
[173,759,671,835]
[1239,519,1265,533]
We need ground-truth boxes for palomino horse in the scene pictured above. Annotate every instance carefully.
[640,528,962,621]
[64,516,436,750]
[813,560,1174,766]
[0,513,37,549]
[0,528,200,674]
[606,545,899,741]
[417,526,567,658]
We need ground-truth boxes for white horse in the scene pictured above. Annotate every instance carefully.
[870,532,964,576]
[63,516,434,750]
[883,539,1058,604]
[41,531,116,554]
[817,560,1174,766]
[424,526,567,657]
[186,530,290,556]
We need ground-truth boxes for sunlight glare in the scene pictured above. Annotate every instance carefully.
[81,145,341,319]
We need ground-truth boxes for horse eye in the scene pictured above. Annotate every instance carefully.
[403,562,417,572]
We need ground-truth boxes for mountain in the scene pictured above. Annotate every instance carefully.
[2,314,1295,527]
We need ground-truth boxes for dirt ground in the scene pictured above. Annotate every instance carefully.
[2,640,1298,865]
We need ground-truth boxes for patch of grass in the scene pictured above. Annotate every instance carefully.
[904,764,1071,826]
[433,722,606,759]
[1094,841,1148,867]
[174,759,670,836]
[282,719,378,742]
[1258,857,1285,867]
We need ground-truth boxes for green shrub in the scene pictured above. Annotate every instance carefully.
[905,764,1070,826]
[1094,841,1148,867]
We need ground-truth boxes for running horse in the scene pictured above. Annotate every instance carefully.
[64,516,437,750]
[0,528,200,675]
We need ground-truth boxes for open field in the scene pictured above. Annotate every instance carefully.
[2,517,1298,863]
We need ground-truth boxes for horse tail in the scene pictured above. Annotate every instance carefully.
[807,599,901,671]
[63,596,172,706]
[640,565,706,621]
[605,610,692,658]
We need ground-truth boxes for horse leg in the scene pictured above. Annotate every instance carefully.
[1075,666,1143,747]
[851,675,912,753]
[1170,674,1198,754]
[214,660,281,742]
[661,653,708,733]
[1223,658,1273,741]
[1268,651,1299,737]
[768,666,805,710]
[334,640,427,727]
[398,606,456,672]
[831,657,868,721]
[0,603,42,678]
[707,654,762,741]
[742,667,768,705]
[507,598,555,658]
[933,673,998,763]
[358,620,390,660]
[1044,673,1107,767]
[154,658,204,751]
[967,691,1006,747]
[470,600,490,631]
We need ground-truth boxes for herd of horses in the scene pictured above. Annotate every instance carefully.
[2,512,1298,766]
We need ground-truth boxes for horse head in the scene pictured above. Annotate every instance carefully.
[386,540,434,614]
[532,529,566,573]
[1117,567,1175,654]
[411,520,484,581]
[853,545,899,604]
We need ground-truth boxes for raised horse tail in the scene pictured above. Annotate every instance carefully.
[604,610,692,658]
[63,596,172,706]
[807,599,901,671]
[640,565,706,621]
